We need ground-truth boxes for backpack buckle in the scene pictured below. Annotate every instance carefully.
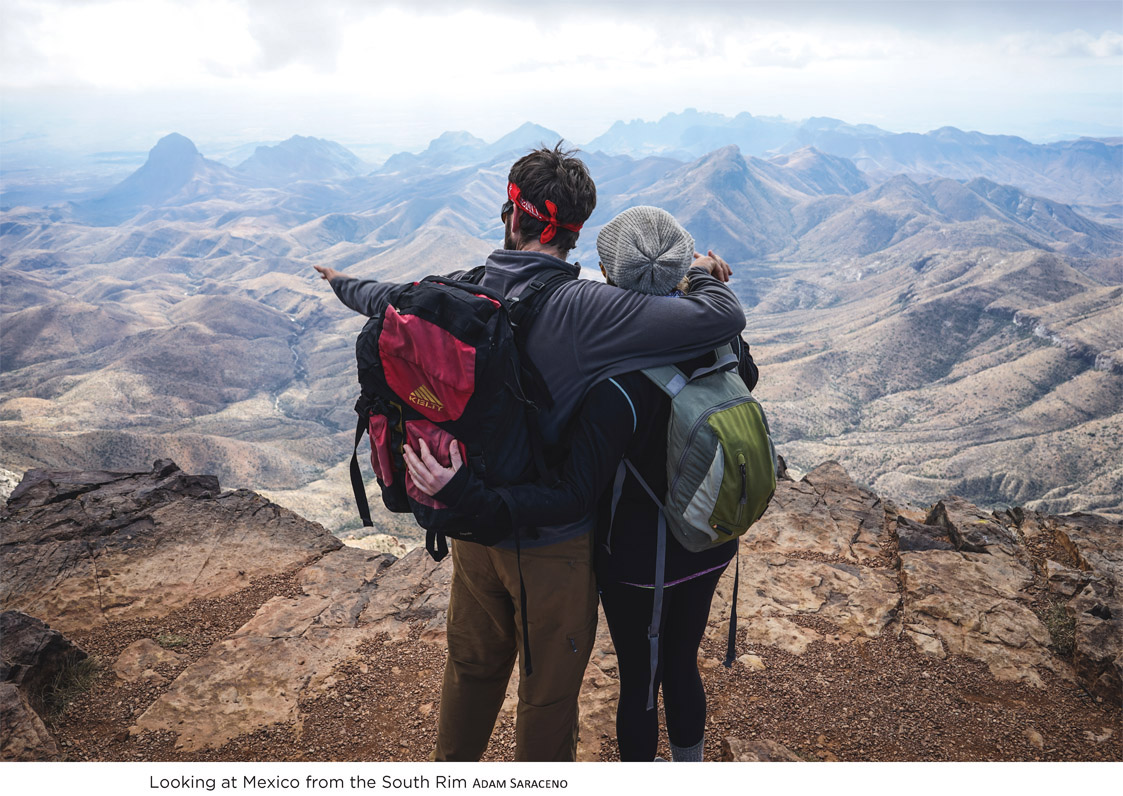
[509,279,548,328]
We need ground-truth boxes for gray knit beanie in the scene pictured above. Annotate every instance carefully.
[596,206,695,295]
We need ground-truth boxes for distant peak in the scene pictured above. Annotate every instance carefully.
[424,130,486,156]
[768,146,824,166]
[150,133,199,159]
[965,176,1005,192]
[691,145,749,189]
[491,122,564,149]
[929,126,969,139]
[275,135,346,151]
[703,144,744,159]
[803,116,845,129]
[431,130,484,147]
[435,130,474,141]
[512,121,550,133]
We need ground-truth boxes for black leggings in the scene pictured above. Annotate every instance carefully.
[598,565,727,761]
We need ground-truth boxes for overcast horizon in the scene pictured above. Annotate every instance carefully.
[2,0,1121,165]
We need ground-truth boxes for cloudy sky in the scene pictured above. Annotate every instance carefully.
[2,0,1121,160]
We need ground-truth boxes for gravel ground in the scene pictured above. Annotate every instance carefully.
[50,571,1120,763]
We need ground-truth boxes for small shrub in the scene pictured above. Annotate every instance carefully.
[1038,600,1076,657]
[156,632,190,649]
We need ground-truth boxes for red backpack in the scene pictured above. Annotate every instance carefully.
[349,267,569,562]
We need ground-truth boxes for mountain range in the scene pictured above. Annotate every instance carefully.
[1,118,1120,533]
[4,109,1119,213]
[377,122,566,173]
[584,110,1122,209]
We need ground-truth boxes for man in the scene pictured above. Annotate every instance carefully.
[315,144,744,761]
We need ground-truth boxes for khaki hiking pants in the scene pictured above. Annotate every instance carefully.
[433,533,598,762]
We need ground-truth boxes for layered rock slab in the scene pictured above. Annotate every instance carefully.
[899,548,1055,684]
[133,547,449,752]
[742,461,891,563]
[902,499,1121,701]
[1046,512,1122,701]
[709,462,900,654]
[900,498,1057,686]
[1,460,343,635]
[113,639,185,686]
[0,611,88,709]
[0,682,59,761]
[0,611,88,761]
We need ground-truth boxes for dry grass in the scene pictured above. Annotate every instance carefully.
[43,655,105,723]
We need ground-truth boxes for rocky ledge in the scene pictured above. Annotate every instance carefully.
[1,459,1119,761]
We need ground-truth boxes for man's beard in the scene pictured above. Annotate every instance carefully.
[503,215,517,250]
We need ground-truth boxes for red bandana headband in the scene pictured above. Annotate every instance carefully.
[507,181,583,244]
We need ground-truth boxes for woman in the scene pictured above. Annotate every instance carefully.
[405,206,757,761]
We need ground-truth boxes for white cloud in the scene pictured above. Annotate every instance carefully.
[245,0,349,72]
[1,0,1119,149]
[1,0,259,89]
[1000,29,1123,58]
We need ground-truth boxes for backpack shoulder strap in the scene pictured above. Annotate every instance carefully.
[507,269,571,334]
[461,265,488,284]
[507,269,573,413]
[619,457,740,682]
[615,458,668,712]
[642,347,739,398]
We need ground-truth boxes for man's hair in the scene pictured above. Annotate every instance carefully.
[507,143,596,254]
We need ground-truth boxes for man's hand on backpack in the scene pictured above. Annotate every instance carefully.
[313,265,350,282]
[692,250,732,282]
[404,438,463,496]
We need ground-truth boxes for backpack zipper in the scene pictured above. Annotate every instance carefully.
[736,452,747,525]
[668,396,754,498]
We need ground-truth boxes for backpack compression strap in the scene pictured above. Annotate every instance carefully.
[724,555,740,668]
[426,529,449,561]
[513,525,533,676]
[350,402,374,528]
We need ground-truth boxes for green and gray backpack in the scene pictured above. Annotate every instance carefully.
[614,341,776,708]
[648,344,776,549]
